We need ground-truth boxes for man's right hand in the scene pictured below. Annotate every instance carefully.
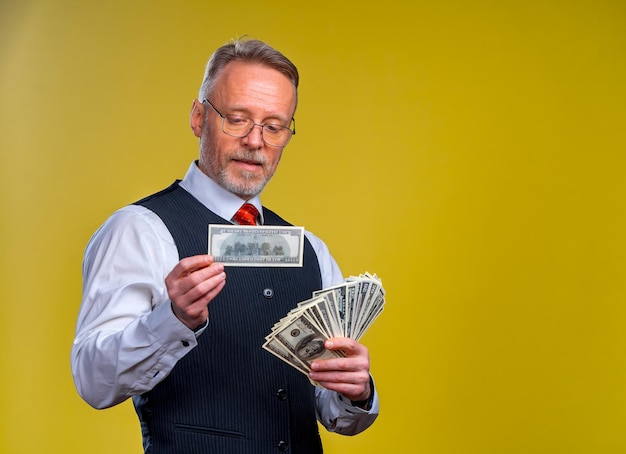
[165,255,226,330]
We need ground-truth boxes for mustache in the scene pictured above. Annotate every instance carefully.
[230,150,267,165]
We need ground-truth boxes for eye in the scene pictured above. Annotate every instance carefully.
[264,124,284,134]
[225,115,249,126]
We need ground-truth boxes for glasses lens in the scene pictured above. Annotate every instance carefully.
[221,114,293,147]
[223,115,253,136]
[263,125,292,147]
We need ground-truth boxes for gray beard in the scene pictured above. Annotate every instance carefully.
[215,168,268,198]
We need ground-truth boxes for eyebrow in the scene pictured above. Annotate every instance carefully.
[223,104,291,125]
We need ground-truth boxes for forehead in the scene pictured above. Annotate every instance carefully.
[211,61,296,117]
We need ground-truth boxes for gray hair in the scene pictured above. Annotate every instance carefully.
[198,38,299,102]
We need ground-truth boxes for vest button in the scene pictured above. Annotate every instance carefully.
[263,288,274,298]
[276,388,288,400]
[277,440,289,451]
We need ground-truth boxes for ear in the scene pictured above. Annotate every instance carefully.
[190,99,205,138]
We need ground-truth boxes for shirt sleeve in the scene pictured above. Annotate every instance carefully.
[70,206,199,409]
[304,230,380,434]
[315,379,380,435]
[303,230,343,288]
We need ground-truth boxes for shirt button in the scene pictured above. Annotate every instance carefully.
[263,288,274,298]
[181,340,190,347]
[277,440,288,451]
[276,389,288,400]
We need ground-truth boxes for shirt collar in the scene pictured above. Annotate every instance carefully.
[178,161,264,224]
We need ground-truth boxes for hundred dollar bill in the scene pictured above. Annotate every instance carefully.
[273,314,344,368]
[262,336,321,386]
[263,337,311,376]
[313,284,347,337]
[263,271,386,378]
[208,224,304,267]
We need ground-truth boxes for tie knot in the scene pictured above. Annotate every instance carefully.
[233,203,259,225]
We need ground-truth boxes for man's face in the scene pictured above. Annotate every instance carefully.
[191,61,296,200]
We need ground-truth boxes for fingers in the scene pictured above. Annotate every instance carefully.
[166,255,226,330]
[169,255,221,281]
[309,338,371,401]
[324,337,366,356]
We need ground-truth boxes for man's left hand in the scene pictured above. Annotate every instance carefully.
[309,338,371,403]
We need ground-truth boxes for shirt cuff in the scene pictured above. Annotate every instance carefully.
[146,300,199,350]
[350,376,375,410]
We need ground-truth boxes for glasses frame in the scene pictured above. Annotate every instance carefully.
[202,98,296,147]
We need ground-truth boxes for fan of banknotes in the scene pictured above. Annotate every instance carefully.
[262,272,385,382]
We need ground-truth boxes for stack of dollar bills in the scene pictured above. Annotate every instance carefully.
[262,273,385,382]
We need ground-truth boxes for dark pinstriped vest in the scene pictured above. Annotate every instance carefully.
[133,181,323,454]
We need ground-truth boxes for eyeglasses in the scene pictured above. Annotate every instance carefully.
[202,98,296,147]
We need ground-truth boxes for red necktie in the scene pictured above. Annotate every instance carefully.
[233,203,259,225]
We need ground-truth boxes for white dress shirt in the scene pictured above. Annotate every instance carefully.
[71,161,378,435]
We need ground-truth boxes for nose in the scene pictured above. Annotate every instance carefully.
[242,123,264,148]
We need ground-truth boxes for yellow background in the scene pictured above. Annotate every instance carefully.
[2,1,626,453]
